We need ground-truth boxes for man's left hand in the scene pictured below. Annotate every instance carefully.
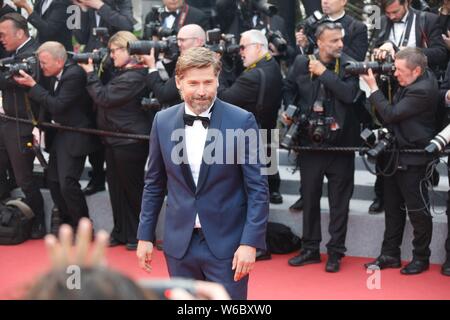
[360,68,379,92]
[13,70,36,87]
[232,245,256,281]
[308,60,327,77]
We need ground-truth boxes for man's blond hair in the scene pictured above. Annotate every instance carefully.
[175,47,221,79]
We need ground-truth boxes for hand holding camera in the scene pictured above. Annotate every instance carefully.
[13,69,36,87]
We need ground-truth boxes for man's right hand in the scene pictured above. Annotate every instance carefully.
[295,29,309,49]
[140,48,156,69]
[374,42,395,61]
[137,240,154,273]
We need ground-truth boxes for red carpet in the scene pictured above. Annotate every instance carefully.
[1,239,449,300]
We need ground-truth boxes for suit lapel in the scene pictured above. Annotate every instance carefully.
[174,104,196,193]
[195,99,223,195]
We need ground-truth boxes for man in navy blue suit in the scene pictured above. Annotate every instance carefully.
[136,47,269,300]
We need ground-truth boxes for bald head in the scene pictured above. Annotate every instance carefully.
[177,24,206,53]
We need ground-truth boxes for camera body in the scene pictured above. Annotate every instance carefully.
[128,36,179,60]
[266,30,287,53]
[345,55,396,76]
[0,55,39,80]
[144,5,176,40]
[281,104,339,148]
[92,27,110,47]
[205,28,240,56]
[360,128,396,159]
[72,47,108,65]
[141,96,161,111]
[297,10,326,47]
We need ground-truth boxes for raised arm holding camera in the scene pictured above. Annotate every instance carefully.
[283,22,360,273]
[0,13,45,239]
[362,47,438,275]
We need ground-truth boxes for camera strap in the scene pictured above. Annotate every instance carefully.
[177,4,189,30]
[393,10,415,48]
[255,68,265,123]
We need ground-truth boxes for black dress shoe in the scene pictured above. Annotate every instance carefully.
[368,198,384,214]
[289,197,304,212]
[401,259,429,275]
[126,242,138,251]
[441,257,450,276]
[325,254,342,273]
[269,192,283,204]
[256,249,272,261]
[82,182,106,196]
[109,238,122,247]
[31,222,46,239]
[364,255,401,269]
[288,250,321,266]
[50,206,61,236]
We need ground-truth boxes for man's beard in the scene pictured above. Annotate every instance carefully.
[186,94,215,114]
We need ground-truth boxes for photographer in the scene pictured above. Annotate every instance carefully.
[72,0,135,52]
[13,0,73,51]
[0,13,45,239]
[13,41,99,230]
[283,23,360,273]
[72,0,135,196]
[79,31,151,250]
[144,0,209,39]
[362,47,438,275]
[218,29,283,207]
[373,0,447,72]
[141,24,206,109]
[296,0,368,61]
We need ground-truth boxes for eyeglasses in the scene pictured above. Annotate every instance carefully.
[109,47,125,55]
[239,43,259,51]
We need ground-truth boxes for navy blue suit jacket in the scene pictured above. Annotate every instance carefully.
[137,99,269,260]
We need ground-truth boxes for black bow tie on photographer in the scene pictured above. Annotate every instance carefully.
[161,11,178,20]
[183,114,210,129]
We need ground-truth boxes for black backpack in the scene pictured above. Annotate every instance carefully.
[0,199,34,245]
[266,222,302,254]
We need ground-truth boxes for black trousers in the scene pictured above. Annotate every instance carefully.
[87,145,105,186]
[381,165,432,261]
[105,143,148,244]
[0,123,45,224]
[299,152,355,255]
[47,136,89,228]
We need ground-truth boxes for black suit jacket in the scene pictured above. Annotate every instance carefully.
[146,71,182,108]
[218,55,282,130]
[0,38,40,137]
[27,63,98,157]
[73,0,135,52]
[144,3,209,37]
[369,70,438,166]
[28,0,73,51]
[374,8,448,68]
[283,53,361,147]
[0,5,16,58]
[86,67,151,146]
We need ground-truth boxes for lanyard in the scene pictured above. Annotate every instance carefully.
[393,10,414,48]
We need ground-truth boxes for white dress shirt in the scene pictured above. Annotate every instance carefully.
[389,10,417,48]
[184,101,215,228]
[41,0,53,15]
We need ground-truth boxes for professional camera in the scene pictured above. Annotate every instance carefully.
[92,27,110,47]
[281,104,339,148]
[72,47,108,65]
[143,5,176,39]
[127,36,179,60]
[425,124,450,154]
[345,55,396,76]
[251,0,278,17]
[360,128,396,159]
[205,28,240,55]
[266,29,287,53]
[0,55,38,79]
[297,10,326,47]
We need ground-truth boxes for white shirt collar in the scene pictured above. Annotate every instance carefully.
[184,99,216,118]
[327,10,346,22]
[55,69,63,81]
[16,37,32,54]
[164,7,180,14]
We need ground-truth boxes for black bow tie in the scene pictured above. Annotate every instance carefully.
[183,114,210,129]
[162,11,178,20]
